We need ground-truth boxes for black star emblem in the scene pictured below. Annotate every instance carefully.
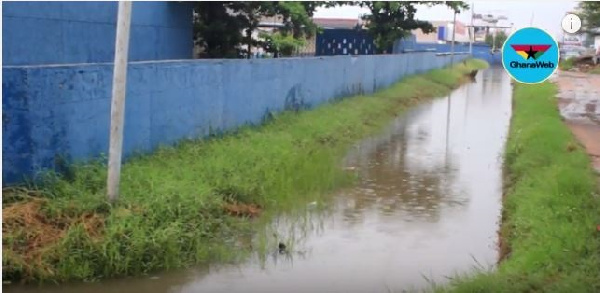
[525,46,538,60]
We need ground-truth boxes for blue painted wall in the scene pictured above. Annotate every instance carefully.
[2,1,193,66]
[2,53,468,184]
[394,39,501,65]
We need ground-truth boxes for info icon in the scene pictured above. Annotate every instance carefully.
[502,27,559,84]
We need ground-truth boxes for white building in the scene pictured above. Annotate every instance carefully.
[412,20,470,43]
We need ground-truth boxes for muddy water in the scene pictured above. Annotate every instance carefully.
[6,67,513,293]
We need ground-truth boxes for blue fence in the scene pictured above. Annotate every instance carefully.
[316,29,377,56]
[2,1,194,66]
[3,53,469,184]
[394,39,501,65]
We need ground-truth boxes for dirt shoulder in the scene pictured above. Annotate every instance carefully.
[554,71,600,173]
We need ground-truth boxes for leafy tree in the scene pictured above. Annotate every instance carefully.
[485,30,507,50]
[193,1,340,59]
[229,2,278,58]
[193,1,279,58]
[193,2,245,58]
[444,1,469,13]
[263,2,341,57]
[578,1,600,31]
[276,2,318,39]
[358,1,469,53]
[260,32,307,57]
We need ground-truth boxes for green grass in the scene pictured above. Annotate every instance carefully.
[436,82,600,292]
[589,67,600,74]
[559,57,575,71]
[2,59,489,284]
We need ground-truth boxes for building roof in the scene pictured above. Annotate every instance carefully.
[257,17,363,30]
[313,18,360,29]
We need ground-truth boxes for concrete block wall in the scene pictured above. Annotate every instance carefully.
[3,53,468,184]
[395,40,501,65]
[2,1,194,66]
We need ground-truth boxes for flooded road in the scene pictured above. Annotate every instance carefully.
[6,67,513,293]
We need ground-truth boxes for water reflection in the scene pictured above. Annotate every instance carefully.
[5,67,513,293]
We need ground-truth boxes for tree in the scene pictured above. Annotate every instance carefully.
[193,2,245,58]
[262,1,337,57]
[358,1,469,53]
[578,1,600,31]
[193,1,336,59]
[485,30,507,50]
[260,32,307,57]
[229,2,278,59]
[193,2,279,59]
[276,2,318,40]
[444,1,469,14]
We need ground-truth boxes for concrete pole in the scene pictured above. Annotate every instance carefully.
[492,26,496,52]
[469,2,474,55]
[107,1,132,203]
[530,11,534,26]
[450,10,457,65]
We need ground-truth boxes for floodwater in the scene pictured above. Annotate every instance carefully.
[5,67,513,293]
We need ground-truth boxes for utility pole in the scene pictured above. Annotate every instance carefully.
[450,9,457,65]
[469,2,474,55]
[530,11,534,26]
[492,26,496,52]
[107,1,132,203]
[446,9,457,159]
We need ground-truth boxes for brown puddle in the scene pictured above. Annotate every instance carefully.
[4,67,513,293]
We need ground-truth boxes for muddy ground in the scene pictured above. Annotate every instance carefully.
[554,71,600,173]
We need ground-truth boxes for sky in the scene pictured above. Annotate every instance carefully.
[314,1,578,40]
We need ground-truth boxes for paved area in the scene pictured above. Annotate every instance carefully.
[554,71,600,173]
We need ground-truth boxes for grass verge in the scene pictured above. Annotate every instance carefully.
[2,59,488,284]
[589,67,600,74]
[437,82,600,292]
[558,57,575,71]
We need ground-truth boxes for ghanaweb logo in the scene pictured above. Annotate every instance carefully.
[511,45,551,60]
[502,27,559,84]
[508,44,555,68]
